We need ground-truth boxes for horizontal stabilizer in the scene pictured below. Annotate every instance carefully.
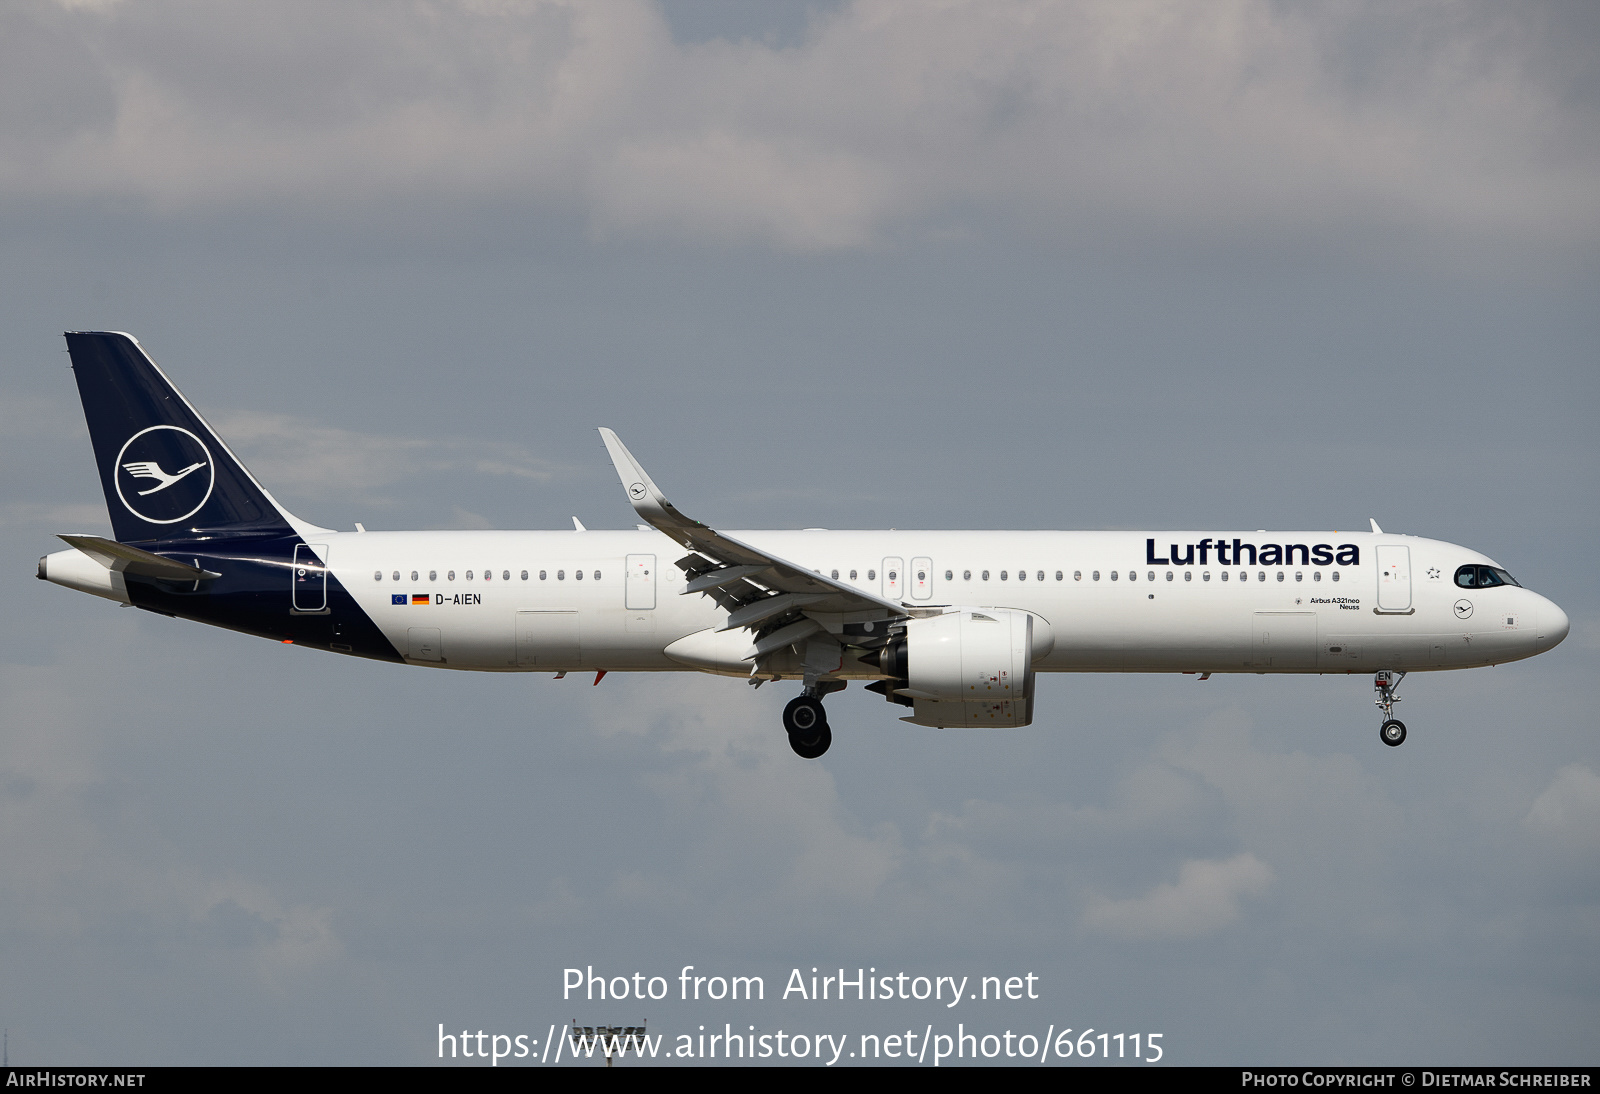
[58,534,221,581]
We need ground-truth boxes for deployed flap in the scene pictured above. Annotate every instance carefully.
[597,428,906,621]
[58,534,221,581]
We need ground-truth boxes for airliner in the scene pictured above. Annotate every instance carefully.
[38,332,1569,758]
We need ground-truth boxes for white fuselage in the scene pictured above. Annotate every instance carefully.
[324,528,1567,677]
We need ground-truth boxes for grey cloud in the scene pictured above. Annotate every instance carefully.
[3,1,1595,252]
[1525,764,1600,848]
[213,410,561,509]
[1083,852,1274,939]
[0,651,340,991]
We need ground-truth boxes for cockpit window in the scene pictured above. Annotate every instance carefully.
[1455,564,1521,589]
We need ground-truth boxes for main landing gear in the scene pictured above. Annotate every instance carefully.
[1375,670,1407,747]
[782,686,840,759]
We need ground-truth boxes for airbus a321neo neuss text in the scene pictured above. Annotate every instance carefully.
[39,333,1569,758]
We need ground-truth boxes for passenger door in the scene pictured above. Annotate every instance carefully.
[291,543,328,613]
[1376,545,1412,612]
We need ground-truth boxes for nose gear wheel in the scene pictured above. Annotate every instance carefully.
[1374,671,1408,747]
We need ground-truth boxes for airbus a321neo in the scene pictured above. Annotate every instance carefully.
[39,333,1570,758]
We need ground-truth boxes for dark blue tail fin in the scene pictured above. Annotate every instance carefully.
[65,331,297,543]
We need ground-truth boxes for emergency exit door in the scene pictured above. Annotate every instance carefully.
[882,557,904,600]
[910,556,933,600]
[625,554,656,610]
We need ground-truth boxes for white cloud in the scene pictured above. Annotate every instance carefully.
[1525,764,1600,847]
[2,0,1593,253]
[1083,851,1274,939]
[0,652,343,985]
[213,410,560,505]
[586,677,906,920]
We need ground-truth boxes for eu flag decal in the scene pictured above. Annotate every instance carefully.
[391,593,406,605]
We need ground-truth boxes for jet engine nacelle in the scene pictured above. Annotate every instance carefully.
[876,609,1040,728]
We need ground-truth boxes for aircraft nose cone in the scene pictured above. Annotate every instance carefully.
[1543,600,1570,648]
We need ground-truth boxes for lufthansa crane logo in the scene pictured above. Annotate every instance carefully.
[629,482,647,500]
[114,426,215,524]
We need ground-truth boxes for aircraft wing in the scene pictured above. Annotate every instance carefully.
[598,428,907,653]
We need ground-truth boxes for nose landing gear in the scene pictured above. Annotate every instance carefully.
[782,692,833,759]
[1375,670,1407,747]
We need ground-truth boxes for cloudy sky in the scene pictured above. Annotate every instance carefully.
[2,0,1597,1066]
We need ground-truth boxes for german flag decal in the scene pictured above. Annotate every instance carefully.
[411,593,429,605]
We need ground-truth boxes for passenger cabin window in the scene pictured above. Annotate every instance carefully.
[1092,571,1100,581]
[520,570,528,580]
[1016,569,1024,581]
[539,570,547,580]
[1203,572,1211,581]
[503,570,510,581]
[411,571,419,582]
[392,571,400,582]
[868,570,876,580]
[429,570,437,582]
[575,570,583,580]
[1165,571,1173,582]
[1275,572,1283,582]
[1184,571,1192,582]
[850,570,858,580]
[557,570,565,580]
[483,570,491,581]
[1331,572,1339,582]
[373,571,382,581]
[1001,571,1009,581]
[945,570,953,581]
[448,571,456,581]
[593,571,601,580]
[1055,571,1063,581]
[1127,570,1135,582]
[982,570,990,581]
[1074,571,1081,581]
[1110,571,1118,581]
[831,570,839,580]
[466,571,474,580]
[1313,572,1321,582]
[1221,571,1228,581]
[964,570,972,581]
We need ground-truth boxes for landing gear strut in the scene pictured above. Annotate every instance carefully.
[782,693,833,759]
[1375,670,1407,747]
